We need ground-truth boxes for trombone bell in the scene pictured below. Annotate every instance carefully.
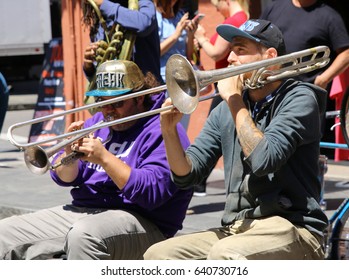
[166,54,199,114]
[24,146,51,175]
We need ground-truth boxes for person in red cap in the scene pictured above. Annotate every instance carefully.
[144,19,328,260]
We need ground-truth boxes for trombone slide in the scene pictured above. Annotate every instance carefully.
[7,46,330,174]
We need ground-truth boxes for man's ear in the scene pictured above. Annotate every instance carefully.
[266,47,278,59]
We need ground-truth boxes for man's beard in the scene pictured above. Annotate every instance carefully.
[104,113,136,131]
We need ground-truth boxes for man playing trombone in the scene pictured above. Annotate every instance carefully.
[144,19,329,260]
[0,60,192,260]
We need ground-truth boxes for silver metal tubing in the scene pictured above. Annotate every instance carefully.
[7,46,331,174]
[7,85,166,150]
[165,46,330,113]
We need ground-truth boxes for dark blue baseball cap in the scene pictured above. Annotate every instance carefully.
[217,19,286,55]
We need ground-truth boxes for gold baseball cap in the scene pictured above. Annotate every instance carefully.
[85,60,145,97]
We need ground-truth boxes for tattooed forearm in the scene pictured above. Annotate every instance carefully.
[238,115,263,156]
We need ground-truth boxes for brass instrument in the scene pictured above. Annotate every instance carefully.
[24,121,104,175]
[119,0,138,61]
[166,46,331,114]
[8,46,332,174]
[84,0,139,92]
[84,0,109,43]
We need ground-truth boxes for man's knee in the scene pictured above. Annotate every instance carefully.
[65,222,105,256]
[0,221,18,259]
[144,240,177,260]
[208,241,247,260]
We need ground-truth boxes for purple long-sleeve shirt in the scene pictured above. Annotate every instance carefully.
[50,92,192,237]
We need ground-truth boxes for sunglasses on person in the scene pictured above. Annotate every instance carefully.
[95,97,125,109]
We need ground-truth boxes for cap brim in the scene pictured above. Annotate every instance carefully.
[85,88,132,97]
[217,24,260,44]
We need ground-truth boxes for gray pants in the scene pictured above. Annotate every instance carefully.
[144,216,324,260]
[0,205,165,260]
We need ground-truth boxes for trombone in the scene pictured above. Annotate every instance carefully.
[7,46,330,174]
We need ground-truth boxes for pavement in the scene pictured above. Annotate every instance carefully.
[1,92,349,235]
